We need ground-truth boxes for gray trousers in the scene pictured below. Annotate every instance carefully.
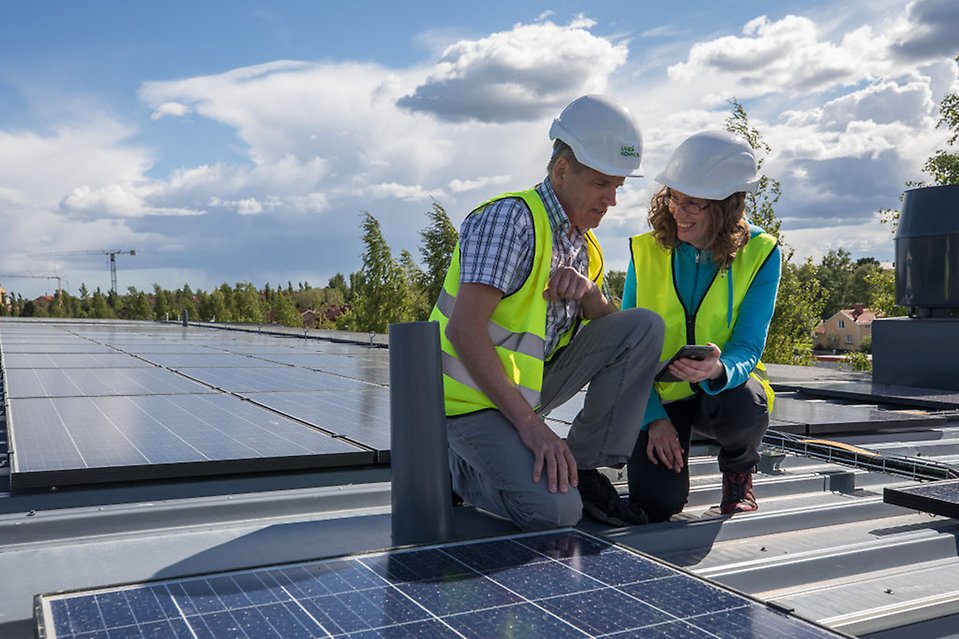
[447,308,663,530]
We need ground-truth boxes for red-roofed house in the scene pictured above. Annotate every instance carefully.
[815,303,882,352]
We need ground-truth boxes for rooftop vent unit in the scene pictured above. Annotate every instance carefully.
[895,184,959,318]
[874,184,959,391]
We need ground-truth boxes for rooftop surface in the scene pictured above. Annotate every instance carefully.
[2,318,959,638]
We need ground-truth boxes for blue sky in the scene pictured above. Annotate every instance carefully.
[1,0,958,300]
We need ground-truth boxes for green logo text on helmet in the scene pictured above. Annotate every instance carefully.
[549,95,644,178]
[655,130,760,201]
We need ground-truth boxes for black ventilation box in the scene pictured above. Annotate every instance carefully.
[895,184,959,317]
[874,184,959,391]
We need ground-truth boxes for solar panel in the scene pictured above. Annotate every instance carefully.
[242,389,391,457]
[5,367,214,398]
[136,353,283,368]
[36,529,844,638]
[178,367,378,393]
[0,342,115,354]
[772,395,946,435]
[884,479,959,518]
[7,394,373,488]
[0,352,153,369]
[775,381,959,410]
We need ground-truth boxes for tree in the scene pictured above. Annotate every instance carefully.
[270,291,301,327]
[174,284,198,321]
[90,289,114,319]
[123,287,153,320]
[233,282,264,323]
[764,258,824,365]
[399,248,431,320]
[606,270,626,308]
[348,212,413,332]
[816,248,854,319]
[419,201,458,309]
[724,99,782,240]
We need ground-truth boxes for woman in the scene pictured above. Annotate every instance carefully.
[623,130,781,522]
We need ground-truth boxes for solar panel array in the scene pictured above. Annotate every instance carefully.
[542,389,947,441]
[771,380,959,411]
[0,320,390,489]
[37,528,844,638]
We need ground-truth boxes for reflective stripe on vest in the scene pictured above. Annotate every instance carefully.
[429,188,604,416]
[629,231,777,411]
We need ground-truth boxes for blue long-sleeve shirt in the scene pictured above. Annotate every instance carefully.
[623,225,781,428]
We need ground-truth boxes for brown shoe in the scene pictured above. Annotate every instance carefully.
[720,471,758,514]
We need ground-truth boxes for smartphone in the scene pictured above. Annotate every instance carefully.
[654,345,715,383]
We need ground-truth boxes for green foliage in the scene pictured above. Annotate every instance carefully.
[724,99,782,240]
[816,248,854,319]
[122,287,153,320]
[419,201,459,307]
[763,257,824,365]
[90,289,114,319]
[346,212,415,333]
[400,249,431,321]
[843,350,872,372]
[606,269,626,308]
[232,282,264,323]
[270,291,301,327]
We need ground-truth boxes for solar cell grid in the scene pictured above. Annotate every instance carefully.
[0,352,153,369]
[5,367,213,398]
[9,394,372,488]
[136,353,282,368]
[37,529,845,638]
[241,391,390,453]
[181,367,377,393]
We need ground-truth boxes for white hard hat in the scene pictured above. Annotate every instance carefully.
[655,130,760,200]
[549,94,643,177]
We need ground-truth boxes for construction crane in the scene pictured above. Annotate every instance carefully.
[29,249,136,294]
[0,273,65,297]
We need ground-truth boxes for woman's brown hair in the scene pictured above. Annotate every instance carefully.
[646,187,750,271]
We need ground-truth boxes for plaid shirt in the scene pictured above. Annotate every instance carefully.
[458,178,609,357]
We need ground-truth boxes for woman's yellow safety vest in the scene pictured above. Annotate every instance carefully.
[430,189,604,416]
[628,231,777,410]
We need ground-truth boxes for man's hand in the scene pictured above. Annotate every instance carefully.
[542,266,612,319]
[543,266,595,304]
[515,415,579,493]
[646,419,684,473]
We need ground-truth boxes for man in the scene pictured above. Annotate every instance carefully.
[429,95,664,530]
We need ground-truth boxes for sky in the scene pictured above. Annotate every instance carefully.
[1,0,958,300]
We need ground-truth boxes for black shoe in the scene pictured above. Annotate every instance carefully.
[578,469,649,526]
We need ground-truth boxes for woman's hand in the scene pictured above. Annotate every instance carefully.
[667,342,724,384]
[646,419,684,473]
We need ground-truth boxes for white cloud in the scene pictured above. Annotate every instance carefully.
[397,18,628,122]
[448,175,511,193]
[150,101,191,120]
[667,15,868,99]
[360,182,445,201]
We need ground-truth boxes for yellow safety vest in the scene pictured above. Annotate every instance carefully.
[629,231,777,410]
[430,188,604,416]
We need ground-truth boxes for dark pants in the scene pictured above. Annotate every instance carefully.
[627,377,769,522]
